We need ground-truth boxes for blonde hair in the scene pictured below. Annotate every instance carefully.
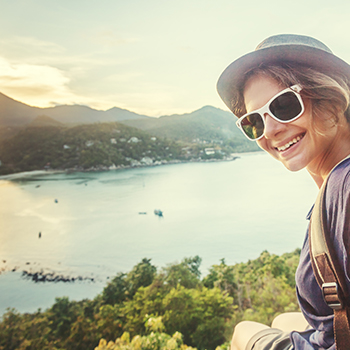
[232,63,350,130]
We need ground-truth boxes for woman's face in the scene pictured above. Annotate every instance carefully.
[243,74,344,175]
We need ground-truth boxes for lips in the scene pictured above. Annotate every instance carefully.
[276,134,305,152]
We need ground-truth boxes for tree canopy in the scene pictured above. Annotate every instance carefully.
[0,249,301,350]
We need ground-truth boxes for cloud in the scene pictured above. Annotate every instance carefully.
[0,56,77,106]
[0,34,199,116]
[0,55,141,112]
[0,36,132,108]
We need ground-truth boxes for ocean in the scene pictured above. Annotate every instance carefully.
[0,152,318,315]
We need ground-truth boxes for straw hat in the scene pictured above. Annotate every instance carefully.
[217,34,350,114]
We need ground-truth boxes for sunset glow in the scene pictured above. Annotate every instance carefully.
[0,0,349,116]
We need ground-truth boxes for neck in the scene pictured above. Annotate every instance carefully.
[307,128,350,188]
[308,172,327,189]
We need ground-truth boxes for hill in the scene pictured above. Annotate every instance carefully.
[0,122,185,175]
[0,92,149,127]
[121,105,239,140]
[120,105,259,153]
[0,93,259,175]
[28,115,65,127]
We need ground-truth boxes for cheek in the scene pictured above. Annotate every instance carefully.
[256,139,268,152]
[256,138,279,160]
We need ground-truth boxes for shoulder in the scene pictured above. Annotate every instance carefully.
[323,157,350,268]
[326,157,350,202]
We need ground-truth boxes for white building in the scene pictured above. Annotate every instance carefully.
[141,157,153,165]
[204,148,215,155]
[128,137,140,143]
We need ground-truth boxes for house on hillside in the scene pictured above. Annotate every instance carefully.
[182,147,192,156]
[204,148,215,155]
[141,157,153,165]
[130,159,141,167]
[128,137,140,143]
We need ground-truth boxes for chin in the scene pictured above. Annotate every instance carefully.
[280,160,305,172]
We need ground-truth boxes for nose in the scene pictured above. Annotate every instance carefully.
[263,113,286,139]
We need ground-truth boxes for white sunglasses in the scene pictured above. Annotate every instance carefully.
[236,85,304,141]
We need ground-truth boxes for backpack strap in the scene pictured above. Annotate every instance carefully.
[309,156,350,350]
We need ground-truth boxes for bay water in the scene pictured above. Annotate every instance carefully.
[0,152,318,316]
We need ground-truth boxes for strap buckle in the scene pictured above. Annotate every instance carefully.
[322,282,343,310]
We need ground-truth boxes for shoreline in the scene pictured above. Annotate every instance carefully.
[0,153,263,180]
[0,260,107,285]
[0,169,64,180]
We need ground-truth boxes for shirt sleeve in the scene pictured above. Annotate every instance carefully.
[324,159,350,294]
[292,158,350,350]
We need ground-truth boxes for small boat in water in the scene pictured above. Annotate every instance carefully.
[154,209,163,217]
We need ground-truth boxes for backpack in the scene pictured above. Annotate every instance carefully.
[309,156,350,350]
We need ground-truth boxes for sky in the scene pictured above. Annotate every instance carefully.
[1,0,350,117]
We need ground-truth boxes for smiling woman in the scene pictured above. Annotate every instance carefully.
[243,69,350,177]
[217,34,350,350]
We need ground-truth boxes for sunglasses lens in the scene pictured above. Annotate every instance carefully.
[270,92,302,121]
[241,113,264,140]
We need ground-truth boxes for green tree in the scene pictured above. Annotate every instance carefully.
[102,258,157,306]
[95,317,196,350]
[0,250,301,350]
[162,256,202,289]
[121,283,167,336]
[0,309,52,350]
[102,272,127,305]
[47,297,81,342]
[125,258,157,298]
[203,258,237,298]
[162,286,234,349]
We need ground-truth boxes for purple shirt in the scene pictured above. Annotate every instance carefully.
[293,158,350,349]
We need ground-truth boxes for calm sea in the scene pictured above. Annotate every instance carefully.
[0,152,318,316]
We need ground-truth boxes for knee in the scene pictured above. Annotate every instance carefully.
[231,321,270,350]
[271,312,309,332]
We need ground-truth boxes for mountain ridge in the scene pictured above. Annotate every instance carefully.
[0,92,259,155]
[0,92,150,126]
[0,92,233,127]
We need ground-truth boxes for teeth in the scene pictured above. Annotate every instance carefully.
[277,135,302,151]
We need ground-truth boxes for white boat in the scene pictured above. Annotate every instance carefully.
[154,209,163,217]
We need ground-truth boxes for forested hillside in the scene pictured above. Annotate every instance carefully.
[0,92,259,176]
[0,249,301,350]
[0,120,250,175]
[0,123,183,175]
[120,106,259,153]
